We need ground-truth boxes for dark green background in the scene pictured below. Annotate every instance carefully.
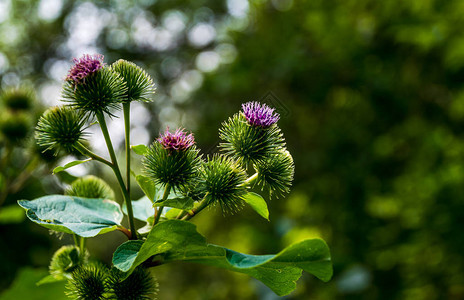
[1,0,463,299]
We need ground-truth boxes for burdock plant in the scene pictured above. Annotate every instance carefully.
[19,54,333,299]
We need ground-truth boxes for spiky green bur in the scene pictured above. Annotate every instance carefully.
[111,60,155,103]
[142,142,201,191]
[107,267,158,300]
[62,68,127,117]
[219,113,285,166]
[66,262,109,300]
[65,175,115,200]
[1,86,35,111]
[35,106,87,154]
[50,245,88,280]
[0,111,31,142]
[198,155,248,213]
[255,149,294,199]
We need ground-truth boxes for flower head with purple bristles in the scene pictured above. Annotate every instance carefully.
[158,128,195,151]
[241,102,280,128]
[65,54,105,85]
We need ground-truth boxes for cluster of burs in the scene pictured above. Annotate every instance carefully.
[0,86,61,202]
[34,54,294,299]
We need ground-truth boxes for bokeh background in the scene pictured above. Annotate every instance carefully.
[1,0,464,299]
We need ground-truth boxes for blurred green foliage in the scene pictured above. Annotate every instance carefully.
[1,0,464,299]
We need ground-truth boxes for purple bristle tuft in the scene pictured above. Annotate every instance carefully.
[66,54,105,85]
[158,128,195,151]
[241,102,280,127]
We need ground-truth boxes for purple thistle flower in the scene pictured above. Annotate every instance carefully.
[65,54,105,85]
[157,128,195,151]
[241,101,280,128]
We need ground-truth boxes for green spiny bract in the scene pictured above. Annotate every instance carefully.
[35,106,87,154]
[66,262,109,300]
[219,113,286,167]
[0,111,31,142]
[198,155,248,213]
[1,86,36,111]
[254,149,294,199]
[62,68,127,117]
[111,60,155,103]
[65,175,115,200]
[143,141,202,191]
[107,267,158,300]
[49,245,88,280]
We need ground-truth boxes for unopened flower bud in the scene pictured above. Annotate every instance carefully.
[255,149,294,198]
[198,155,248,213]
[111,59,155,103]
[65,175,115,200]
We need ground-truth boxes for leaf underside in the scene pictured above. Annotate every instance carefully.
[113,220,332,296]
[18,195,123,237]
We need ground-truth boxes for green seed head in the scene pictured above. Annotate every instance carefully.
[65,175,115,200]
[199,155,248,213]
[66,262,109,300]
[111,59,155,103]
[35,106,87,154]
[107,267,158,300]
[255,149,294,199]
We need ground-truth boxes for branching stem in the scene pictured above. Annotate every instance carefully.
[182,197,209,221]
[96,112,137,240]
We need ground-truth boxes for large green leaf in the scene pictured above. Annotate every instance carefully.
[18,195,123,237]
[242,192,269,221]
[112,220,332,296]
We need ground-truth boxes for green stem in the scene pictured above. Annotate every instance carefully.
[241,172,258,187]
[79,236,86,254]
[123,103,131,202]
[154,184,171,225]
[182,197,209,221]
[73,234,79,248]
[96,112,138,240]
[74,143,113,168]
[176,210,188,220]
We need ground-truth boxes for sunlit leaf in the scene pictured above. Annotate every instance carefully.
[153,196,194,210]
[242,192,269,221]
[131,144,148,155]
[112,220,332,296]
[135,175,157,202]
[52,158,92,174]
